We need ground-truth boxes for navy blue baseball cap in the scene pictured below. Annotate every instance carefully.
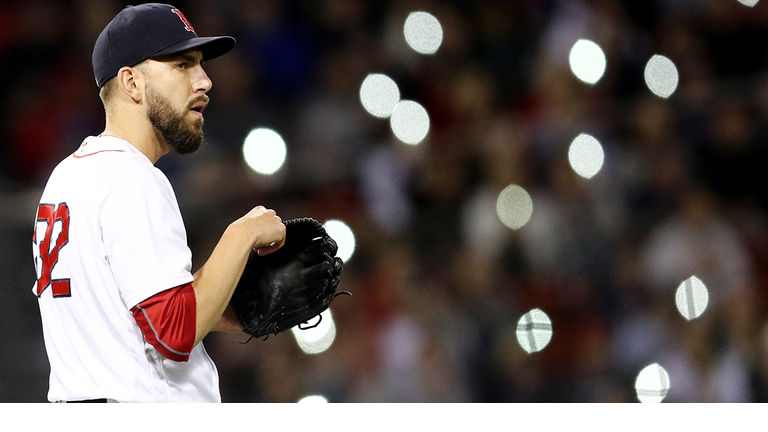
[93,3,236,88]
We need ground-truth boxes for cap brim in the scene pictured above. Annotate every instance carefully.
[152,35,236,62]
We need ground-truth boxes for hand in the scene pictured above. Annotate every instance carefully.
[232,206,286,256]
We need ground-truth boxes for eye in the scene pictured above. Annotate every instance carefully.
[176,62,188,70]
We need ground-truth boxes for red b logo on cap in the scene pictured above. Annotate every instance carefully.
[171,8,195,32]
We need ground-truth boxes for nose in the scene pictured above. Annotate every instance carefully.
[194,65,212,94]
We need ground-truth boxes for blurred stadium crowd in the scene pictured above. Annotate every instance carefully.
[2,0,768,403]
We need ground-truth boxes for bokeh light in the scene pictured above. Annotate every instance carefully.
[242,128,287,175]
[403,11,443,54]
[635,363,671,403]
[292,309,336,355]
[516,308,553,353]
[568,133,605,179]
[496,184,533,230]
[569,39,606,84]
[738,0,759,6]
[297,395,329,404]
[359,73,401,118]
[323,219,356,262]
[644,54,679,98]
[675,275,709,321]
[390,100,430,145]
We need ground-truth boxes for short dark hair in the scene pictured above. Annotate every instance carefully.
[98,62,150,113]
[99,78,116,105]
[98,77,118,114]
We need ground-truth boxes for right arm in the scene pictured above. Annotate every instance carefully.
[190,206,285,346]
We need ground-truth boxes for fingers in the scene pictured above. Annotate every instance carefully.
[245,205,277,219]
[256,241,282,256]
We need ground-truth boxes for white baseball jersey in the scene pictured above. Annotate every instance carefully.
[32,135,220,403]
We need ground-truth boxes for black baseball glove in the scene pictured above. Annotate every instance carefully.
[229,217,347,341]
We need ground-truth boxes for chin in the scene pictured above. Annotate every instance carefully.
[173,140,203,155]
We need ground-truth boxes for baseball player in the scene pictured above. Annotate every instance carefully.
[31,3,286,402]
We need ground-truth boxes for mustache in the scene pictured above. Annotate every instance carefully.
[187,95,210,111]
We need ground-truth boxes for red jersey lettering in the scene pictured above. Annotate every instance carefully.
[34,203,71,298]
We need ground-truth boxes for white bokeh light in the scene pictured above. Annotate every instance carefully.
[568,133,605,179]
[738,0,759,7]
[496,184,533,230]
[675,275,709,321]
[323,219,355,263]
[516,308,553,354]
[569,39,606,84]
[242,128,287,175]
[403,11,443,54]
[390,100,430,145]
[359,73,401,118]
[644,54,679,98]
[635,363,670,403]
[292,309,336,355]
[298,395,329,404]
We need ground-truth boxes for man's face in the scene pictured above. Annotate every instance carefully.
[143,50,211,154]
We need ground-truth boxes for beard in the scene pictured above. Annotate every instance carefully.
[146,85,207,155]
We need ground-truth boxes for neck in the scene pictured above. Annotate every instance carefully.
[103,114,170,164]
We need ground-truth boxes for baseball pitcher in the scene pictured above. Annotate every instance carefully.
[32,3,282,403]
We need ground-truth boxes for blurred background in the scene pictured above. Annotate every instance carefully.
[3,0,768,403]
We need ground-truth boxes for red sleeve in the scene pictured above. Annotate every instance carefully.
[131,283,197,362]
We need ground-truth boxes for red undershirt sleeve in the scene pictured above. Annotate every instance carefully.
[131,283,197,362]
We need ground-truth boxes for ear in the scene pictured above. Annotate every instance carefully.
[115,65,145,104]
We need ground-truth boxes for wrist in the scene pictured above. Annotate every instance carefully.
[224,221,260,251]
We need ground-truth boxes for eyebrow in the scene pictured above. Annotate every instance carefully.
[174,52,202,64]
[177,52,202,63]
